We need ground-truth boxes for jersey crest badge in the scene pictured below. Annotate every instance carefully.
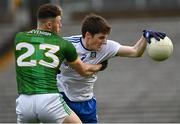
[90,52,96,59]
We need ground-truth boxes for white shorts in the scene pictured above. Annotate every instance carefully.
[16,93,72,123]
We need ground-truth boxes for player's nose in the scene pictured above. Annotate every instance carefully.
[59,22,62,28]
[102,39,107,44]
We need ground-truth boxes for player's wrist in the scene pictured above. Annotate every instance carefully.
[99,60,108,71]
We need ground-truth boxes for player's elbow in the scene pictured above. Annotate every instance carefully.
[133,47,144,57]
[136,52,144,57]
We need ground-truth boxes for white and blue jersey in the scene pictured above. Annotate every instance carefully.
[57,35,121,101]
[57,35,121,123]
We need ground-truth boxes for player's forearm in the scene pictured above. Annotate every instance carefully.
[76,63,102,76]
[133,36,147,57]
[69,58,102,76]
[82,63,102,76]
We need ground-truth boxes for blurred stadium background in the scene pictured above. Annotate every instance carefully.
[0,0,180,123]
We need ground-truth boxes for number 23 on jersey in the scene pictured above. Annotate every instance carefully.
[16,42,60,68]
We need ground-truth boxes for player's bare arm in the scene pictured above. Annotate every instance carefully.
[116,36,147,57]
[68,57,102,76]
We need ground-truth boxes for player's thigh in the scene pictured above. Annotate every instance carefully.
[63,111,82,123]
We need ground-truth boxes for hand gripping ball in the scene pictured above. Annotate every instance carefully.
[147,36,173,61]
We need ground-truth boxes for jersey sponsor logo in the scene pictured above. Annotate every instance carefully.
[16,42,60,68]
[28,30,51,36]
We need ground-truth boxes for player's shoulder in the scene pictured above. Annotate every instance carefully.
[15,31,28,41]
[56,36,75,50]
[15,30,36,38]
[106,39,121,46]
[15,31,26,37]
[63,35,82,43]
[107,39,118,43]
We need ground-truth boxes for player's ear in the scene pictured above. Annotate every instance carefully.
[86,32,92,39]
[46,21,52,30]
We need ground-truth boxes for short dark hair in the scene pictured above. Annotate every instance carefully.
[81,14,111,38]
[37,4,62,20]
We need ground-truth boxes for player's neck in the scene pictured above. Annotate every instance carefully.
[37,22,52,33]
[37,27,51,32]
[82,38,92,51]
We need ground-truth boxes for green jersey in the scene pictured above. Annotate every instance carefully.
[14,29,78,94]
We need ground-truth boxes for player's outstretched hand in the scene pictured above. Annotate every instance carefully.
[99,60,108,71]
[143,30,166,43]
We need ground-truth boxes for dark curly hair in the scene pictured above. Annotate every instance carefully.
[37,4,62,20]
[81,13,111,38]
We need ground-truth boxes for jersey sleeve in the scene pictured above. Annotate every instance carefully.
[105,40,121,58]
[64,41,78,62]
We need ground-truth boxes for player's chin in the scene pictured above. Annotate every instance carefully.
[53,31,60,35]
[96,46,103,51]
[57,30,61,34]
[56,29,61,34]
